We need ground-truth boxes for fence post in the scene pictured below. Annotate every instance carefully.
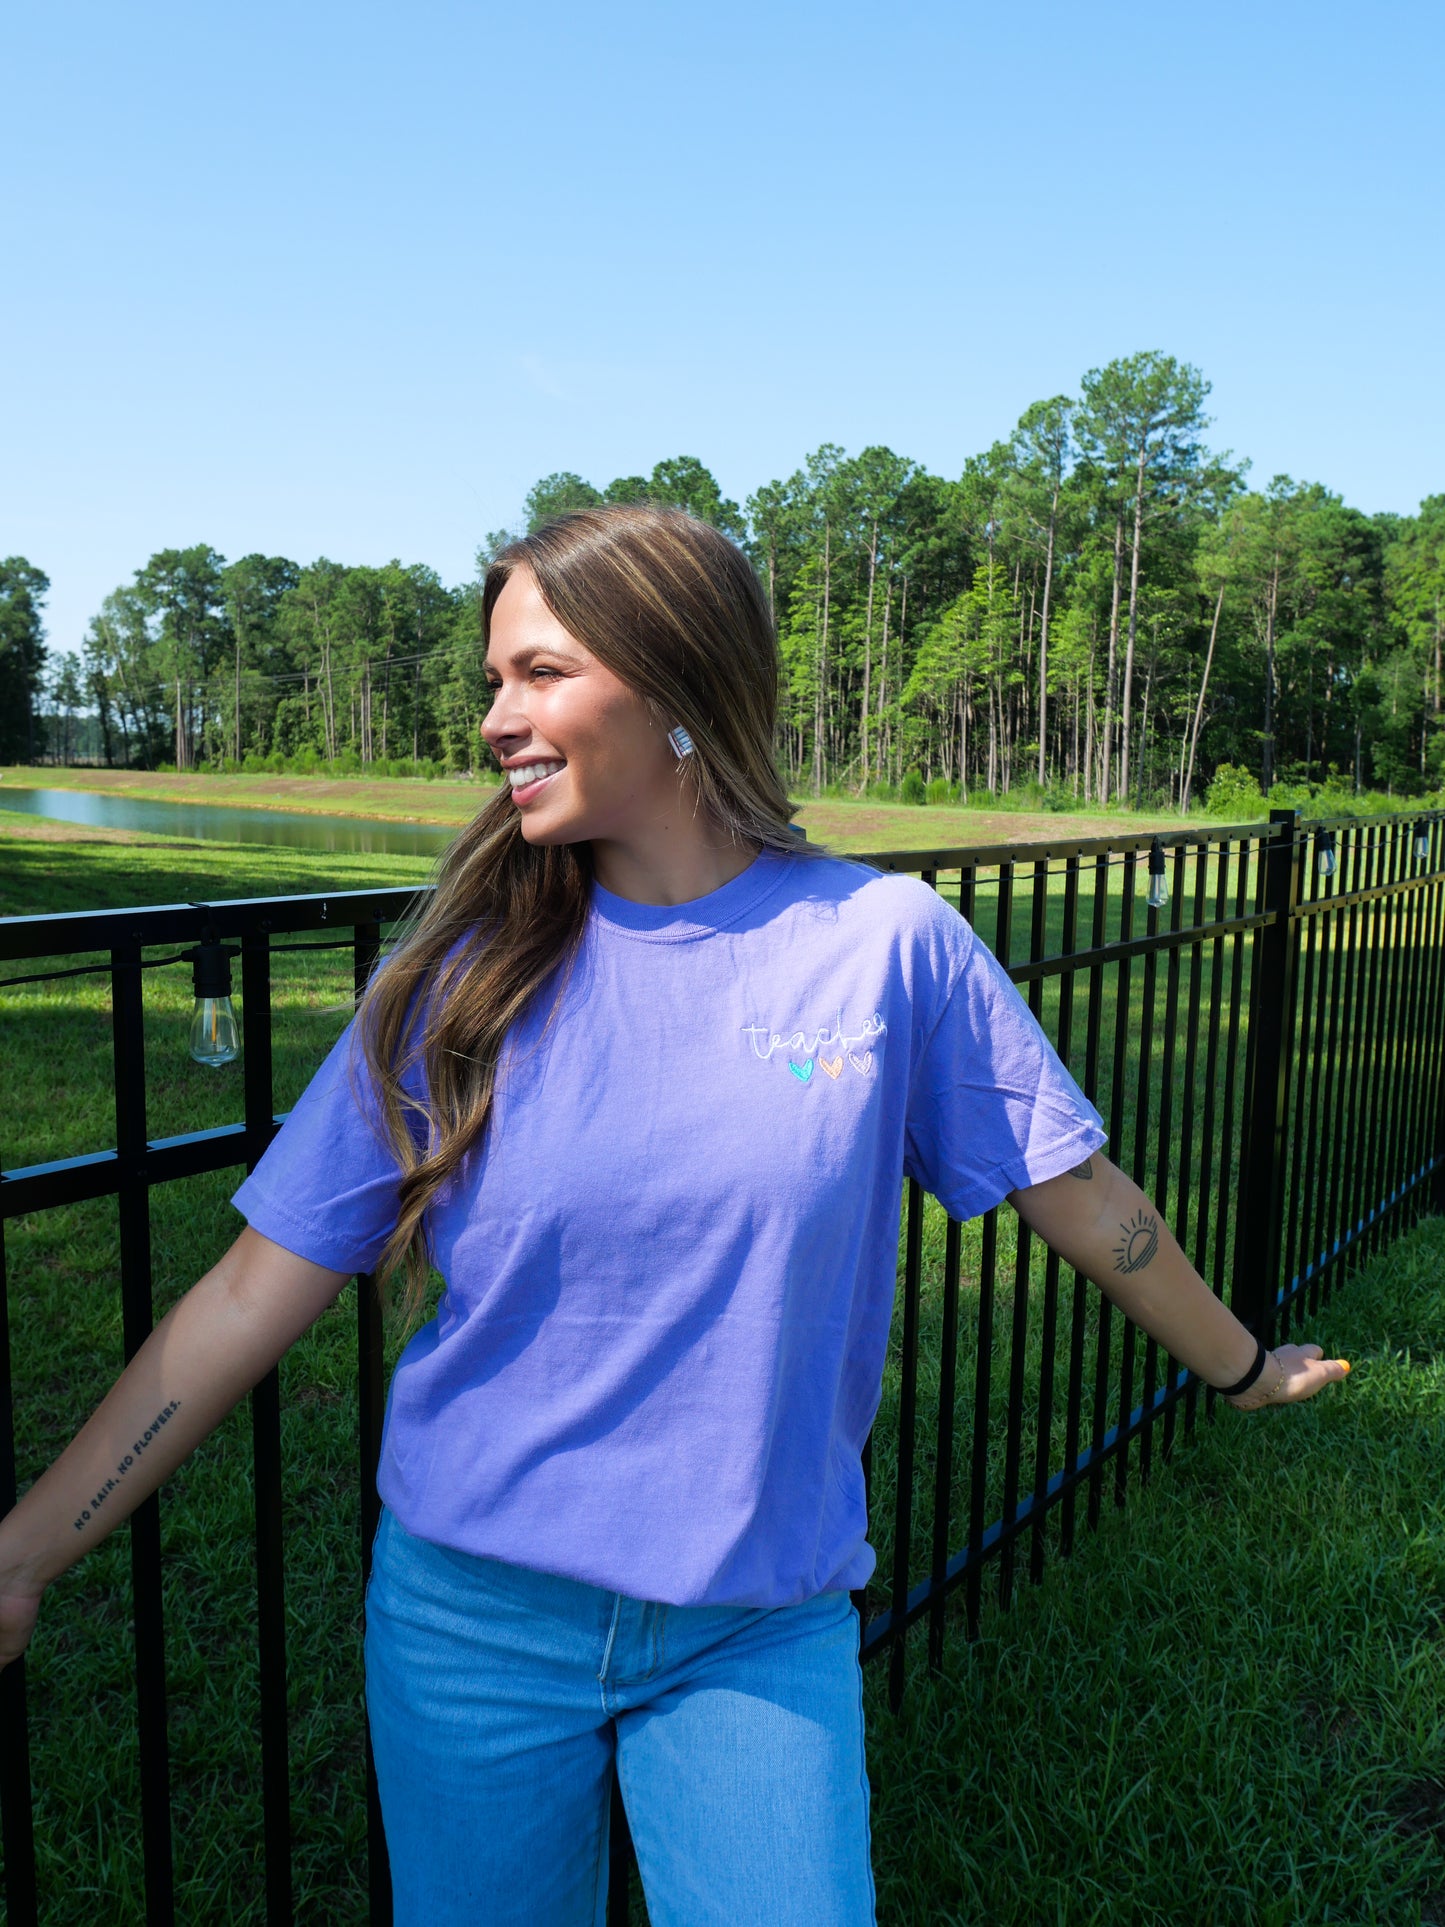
[1431,816,1445,1219]
[0,1220,39,1927]
[1233,810,1301,1342]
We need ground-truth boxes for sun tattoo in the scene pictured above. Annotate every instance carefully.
[1113,1211,1159,1275]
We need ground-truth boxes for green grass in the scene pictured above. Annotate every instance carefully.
[1,763,496,827]
[3,832,415,1919]
[4,762,1196,855]
[4,831,1444,1923]
[866,1224,1445,1925]
[0,820,435,922]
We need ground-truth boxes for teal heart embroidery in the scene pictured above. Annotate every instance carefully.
[788,1058,815,1082]
[847,1050,873,1075]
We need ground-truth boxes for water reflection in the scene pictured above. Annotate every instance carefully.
[0,786,462,858]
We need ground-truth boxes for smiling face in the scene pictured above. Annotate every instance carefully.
[480,565,684,858]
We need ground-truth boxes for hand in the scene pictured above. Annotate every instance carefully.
[1225,1343,1351,1412]
[0,1581,43,1673]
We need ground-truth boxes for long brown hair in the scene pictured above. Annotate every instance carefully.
[357,505,806,1322]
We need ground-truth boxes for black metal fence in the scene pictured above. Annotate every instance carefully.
[1,810,1442,1923]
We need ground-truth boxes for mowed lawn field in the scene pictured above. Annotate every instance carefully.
[2,821,1443,1923]
[0,764,1197,854]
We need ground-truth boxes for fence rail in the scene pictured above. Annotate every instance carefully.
[2,811,1442,1923]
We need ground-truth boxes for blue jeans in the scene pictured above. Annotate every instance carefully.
[364,1509,877,1925]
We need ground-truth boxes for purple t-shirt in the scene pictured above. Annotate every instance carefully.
[232,849,1104,1607]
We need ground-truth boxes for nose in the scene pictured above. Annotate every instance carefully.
[480,681,522,755]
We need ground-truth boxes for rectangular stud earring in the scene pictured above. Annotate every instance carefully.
[667,726,695,758]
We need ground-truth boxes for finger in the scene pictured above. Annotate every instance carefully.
[1299,1343,1324,1361]
[1281,1357,1350,1401]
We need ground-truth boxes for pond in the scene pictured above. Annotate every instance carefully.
[0,786,460,858]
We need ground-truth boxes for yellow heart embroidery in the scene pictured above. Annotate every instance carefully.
[819,1054,843,1079]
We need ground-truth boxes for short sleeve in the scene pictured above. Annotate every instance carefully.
[904,917,1105,1222]
[231,1019,404,1274]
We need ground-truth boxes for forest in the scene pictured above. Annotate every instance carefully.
[7,351,1444,810]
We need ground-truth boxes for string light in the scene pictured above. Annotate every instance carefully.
[1316,827,1337,877]
[183,932,240,1066]
[1146,837,1169,911]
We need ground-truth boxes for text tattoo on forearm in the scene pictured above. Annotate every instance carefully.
[71,1401,182,1532]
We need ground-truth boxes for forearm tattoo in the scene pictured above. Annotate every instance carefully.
[1068,1158,1094,1179]
[1112,1212,1159,1275]
[72,1400,182,1532]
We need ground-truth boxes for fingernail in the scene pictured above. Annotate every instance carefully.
[1338,1360,1351,1374]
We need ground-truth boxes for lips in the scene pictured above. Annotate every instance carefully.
[506,759,566,805]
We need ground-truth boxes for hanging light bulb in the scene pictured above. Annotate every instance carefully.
[1415,820,1431,862]
[1146,837,1169,910]
[185,934,240,1066]
[1316,827,1337,877]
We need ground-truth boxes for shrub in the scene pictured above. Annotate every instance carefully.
[1265,780,1314,814]
[925,776,952,806]
[1313,782,1358,819]
[1204,763,1265,819]
[900,769,927,806]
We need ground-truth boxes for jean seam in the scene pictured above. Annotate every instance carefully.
[588,1749,614,1927]
[363,1506,390,1614]
[851,1607,878,1925]
[613,1743,643,1919]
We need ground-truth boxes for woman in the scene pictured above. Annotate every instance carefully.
[0,507,1347,1924]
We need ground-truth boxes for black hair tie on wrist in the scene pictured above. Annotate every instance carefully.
[1214,1338,1267,1398]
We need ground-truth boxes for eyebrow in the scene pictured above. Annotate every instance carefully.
[482,643,581,676]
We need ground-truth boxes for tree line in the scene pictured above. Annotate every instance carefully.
[8,351,1445,806]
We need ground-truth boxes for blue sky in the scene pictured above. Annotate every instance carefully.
[6,0,1442,654]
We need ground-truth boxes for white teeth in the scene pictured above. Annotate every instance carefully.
[507,761,564,789]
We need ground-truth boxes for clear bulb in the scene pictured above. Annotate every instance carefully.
[189,996,240,1066]
[1317,843,1337,877]
[1416,831,1430,861]
[1146,873,1169,911]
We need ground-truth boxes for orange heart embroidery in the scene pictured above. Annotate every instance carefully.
[819,1055,843,1079]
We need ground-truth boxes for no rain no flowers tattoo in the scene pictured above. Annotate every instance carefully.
[72,1400,182,1532]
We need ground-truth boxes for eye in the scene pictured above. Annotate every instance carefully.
[529,665,560,681]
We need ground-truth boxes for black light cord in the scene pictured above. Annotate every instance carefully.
[0,936,392,993]
[0,950,191,992]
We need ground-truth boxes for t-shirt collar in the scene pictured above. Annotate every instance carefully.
[588,848,791,941]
